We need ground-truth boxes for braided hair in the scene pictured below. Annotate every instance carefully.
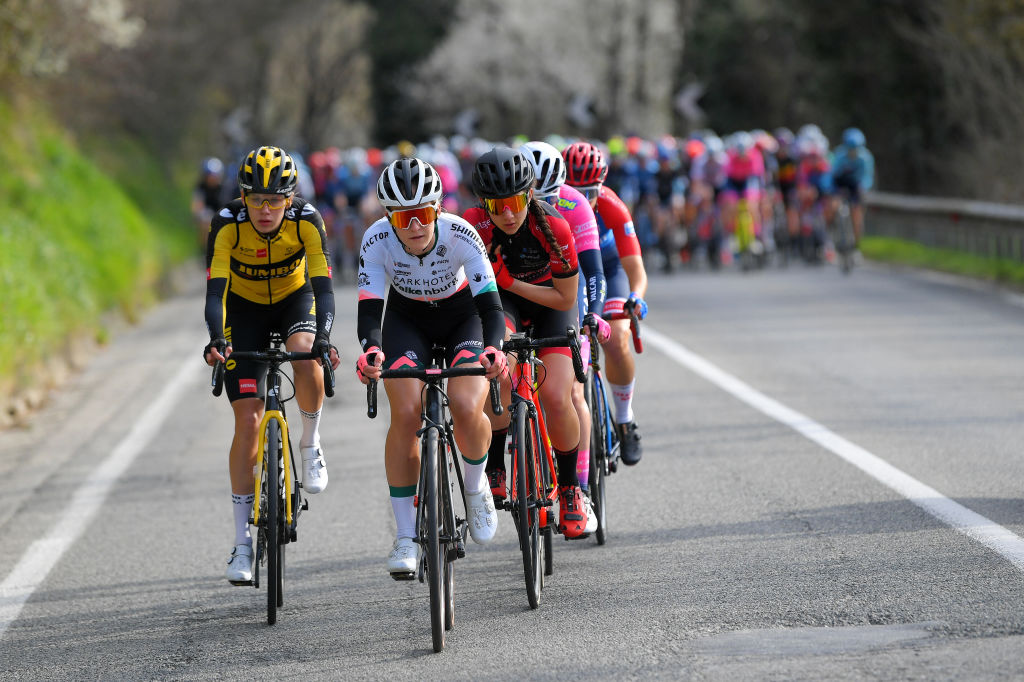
[528,199,571,273]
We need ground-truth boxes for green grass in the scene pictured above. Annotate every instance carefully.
[861,236,1024,288]
[0,99,194,386]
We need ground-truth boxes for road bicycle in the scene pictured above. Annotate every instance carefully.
[582,300,642,546]
[212,334,335,625]
[832,190,857,274]
[734,196,765,272]
[366,349,501,653]
[498,327,585,609]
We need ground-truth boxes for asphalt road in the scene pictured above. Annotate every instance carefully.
[3,258,1024,680]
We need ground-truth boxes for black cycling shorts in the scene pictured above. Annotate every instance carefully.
[223,286,316,402]
[499,288,577,358]
[381,287,485,370]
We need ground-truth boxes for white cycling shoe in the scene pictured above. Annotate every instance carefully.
[301,445,328,494]
[583,493,598,534]
[465,488,498,545]
[388,537,420,579]
[225,544,253,583]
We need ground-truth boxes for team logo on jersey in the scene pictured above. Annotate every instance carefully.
[557,197,578,210]
[357,272,370,288]
[624,221,636,237]
[257,248,267,257]
[302,203,316,215]
[239,379,258,394]
[437,245,447,257]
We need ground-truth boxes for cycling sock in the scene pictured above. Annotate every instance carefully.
[609,380,636,424]
[554,447,579,487]
[576,448,590,491]
[299,407,322,449]
[232,493,254,546]
[389,486,417,539]
[486,428,508,472]
[462,453,487,495]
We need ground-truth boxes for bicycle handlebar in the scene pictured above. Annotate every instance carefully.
[366,363,503,419]
[622,300,644,354]
[502,326,586,384]
[210,347,336,398]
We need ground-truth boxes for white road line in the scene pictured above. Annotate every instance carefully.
[0,353,198,638]
[644,325,1024,572]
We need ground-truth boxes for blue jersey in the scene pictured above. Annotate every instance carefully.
[829,146,874,190]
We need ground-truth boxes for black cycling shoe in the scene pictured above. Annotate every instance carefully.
[618,421,643,465]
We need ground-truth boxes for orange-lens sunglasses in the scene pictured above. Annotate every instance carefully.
[482,191,530,215]
[388,204,438,230]
[244,194,289,210]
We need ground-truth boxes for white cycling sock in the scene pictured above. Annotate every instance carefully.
[390,493,416,540]
[608,380,636,424]
[299,407,321,449]
[462,455,487,495]
[232,493,254,546]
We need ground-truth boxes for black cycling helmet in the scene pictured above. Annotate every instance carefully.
[471,146,535,198]
[238,145,298,195]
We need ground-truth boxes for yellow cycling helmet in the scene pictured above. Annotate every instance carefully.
[238,146,298,195]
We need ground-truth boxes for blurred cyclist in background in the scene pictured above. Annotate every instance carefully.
[829,127,875,248]
[192,157,226,252]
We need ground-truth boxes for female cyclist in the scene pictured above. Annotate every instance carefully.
[355,157,507,577]
[463,146,588,538]
[203,145,341,583]
[520,140,610,536]
[562,141,649,465]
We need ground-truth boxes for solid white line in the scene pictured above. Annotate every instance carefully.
[644,325,1024,572]
[0,353,198,638]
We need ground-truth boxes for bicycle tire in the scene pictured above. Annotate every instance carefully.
[266,419,281,625]
[512,405,541,608]
[440,442,456,632]
[589,374,609,545]
[422,424,445,652]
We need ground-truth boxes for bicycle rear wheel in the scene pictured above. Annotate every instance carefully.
[513,405,542,608]
[421,426,445,652]
[266,419,281,625]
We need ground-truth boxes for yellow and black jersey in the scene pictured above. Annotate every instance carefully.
[204,197,335,342]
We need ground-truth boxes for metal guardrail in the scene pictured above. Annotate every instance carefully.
[866,191,1024,262]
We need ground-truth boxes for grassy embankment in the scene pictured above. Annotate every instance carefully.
[0,98,194,399]
[861,236,1024,289]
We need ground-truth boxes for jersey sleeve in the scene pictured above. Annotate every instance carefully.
[462,207,494,252]
[203,206,237,340]
[356,219,391,351]
[297,203,335,340]
[596,189,642,258]
[449,216,498,298]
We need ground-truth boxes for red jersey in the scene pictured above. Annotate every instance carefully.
[463,203,578,285]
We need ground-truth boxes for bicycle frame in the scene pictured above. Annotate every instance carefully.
[508,357,558,524]
[251,371,296,526]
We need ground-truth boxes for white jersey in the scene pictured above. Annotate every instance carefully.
[357,212,498,303]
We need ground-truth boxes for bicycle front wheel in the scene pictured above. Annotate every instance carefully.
[512,405,542,609]
[589,373,610,545]
[266,419,281,625]
[421,426,445,652]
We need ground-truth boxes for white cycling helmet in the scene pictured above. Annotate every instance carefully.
[376,157,443,210]
[519,140,566,197]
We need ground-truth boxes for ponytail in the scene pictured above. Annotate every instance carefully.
[528,199,571,272]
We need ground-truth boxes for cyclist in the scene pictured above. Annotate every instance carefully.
[463,146,589,539]
[721,131,766,258]
[355,157,506,577]
[520,140,610,536]
[204,145,341,583]
[562,141,648,465]
[829,127,875,248]
[773,128,800,251]
[191,157,226,251]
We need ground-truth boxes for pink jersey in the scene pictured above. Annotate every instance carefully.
[724,149,765,182]
[552,185,600,254]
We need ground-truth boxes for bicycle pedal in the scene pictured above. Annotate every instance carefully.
[302,500,309,511]
[390,571,416,581]
[228,579,253,587]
